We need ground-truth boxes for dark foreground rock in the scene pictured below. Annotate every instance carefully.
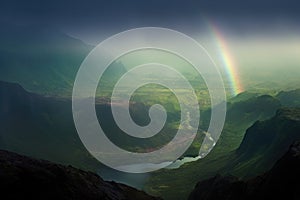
[188,141,300,200]
[0,150,161,200]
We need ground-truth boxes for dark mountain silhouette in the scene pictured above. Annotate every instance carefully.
[197,94,281,156]
[2,78,300,200]
[188,140,300,200]
[0,149,161,200]
[186,107,300,200]
[229,107,300,177]
[144,98,298,200]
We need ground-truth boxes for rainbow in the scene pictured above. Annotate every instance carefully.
[207,22,244,96]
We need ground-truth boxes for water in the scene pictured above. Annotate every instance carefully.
[99,156,201,189]
[117,155,201,172]
[117,161,173,172]
[166,156,201,169]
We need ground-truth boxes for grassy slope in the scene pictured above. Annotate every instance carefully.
[144,94,283,200]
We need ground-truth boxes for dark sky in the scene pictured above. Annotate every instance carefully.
[1,0,299,44]
[1,0,299,25]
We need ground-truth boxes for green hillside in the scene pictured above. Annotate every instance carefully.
[144,93,299,200]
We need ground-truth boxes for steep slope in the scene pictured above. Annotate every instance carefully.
[228,107,300,177]
[144,94,282,200]
[147,106,300,200]
[211,94,281,154]
[0,149,160,200]
[188,140,300,200]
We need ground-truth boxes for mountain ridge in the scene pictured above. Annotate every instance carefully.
[0,149,161,200]
[144,99,300,200]
[188,140,300,200]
